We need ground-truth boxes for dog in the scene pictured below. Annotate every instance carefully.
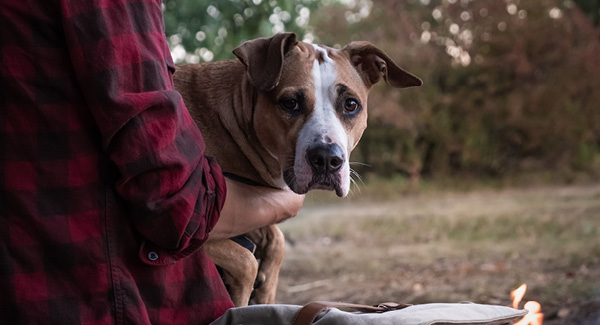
[173,32,421,306]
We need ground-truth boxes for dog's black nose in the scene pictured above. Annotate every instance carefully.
[307,144,344,174]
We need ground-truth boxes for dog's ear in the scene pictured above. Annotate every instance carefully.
[233,33,298,92]
[343,41,422,89]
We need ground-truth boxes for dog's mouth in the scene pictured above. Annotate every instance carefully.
[308,172,343,197]
[283,168,344,197]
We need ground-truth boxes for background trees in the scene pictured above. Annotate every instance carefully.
[164,0,600,184]
[162,0,319,63]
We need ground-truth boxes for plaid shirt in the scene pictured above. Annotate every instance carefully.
[0,0,234,323]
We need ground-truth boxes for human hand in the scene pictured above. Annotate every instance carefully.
[207,178,305,241]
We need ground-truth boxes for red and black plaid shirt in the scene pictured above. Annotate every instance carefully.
[0,0,234,323]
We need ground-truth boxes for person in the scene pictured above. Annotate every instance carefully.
[0,0,303,324]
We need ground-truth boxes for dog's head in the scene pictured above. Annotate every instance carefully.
[234,33,421,197]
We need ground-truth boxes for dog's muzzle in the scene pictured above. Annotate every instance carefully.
[305,143,345,197]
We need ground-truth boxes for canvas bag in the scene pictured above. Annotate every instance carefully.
[210,301,528,325]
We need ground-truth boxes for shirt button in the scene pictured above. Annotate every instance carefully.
[147,251,159,261]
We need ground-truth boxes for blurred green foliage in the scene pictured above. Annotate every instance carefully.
[316,0,600,181]
[162,0,319,63]
[163,0,600,183]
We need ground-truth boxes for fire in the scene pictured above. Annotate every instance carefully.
[511,284,544,325]
[511,284,527,309]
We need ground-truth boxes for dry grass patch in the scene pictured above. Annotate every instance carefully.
[276,184,600,324]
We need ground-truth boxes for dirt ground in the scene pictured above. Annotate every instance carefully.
[275,184,600,324]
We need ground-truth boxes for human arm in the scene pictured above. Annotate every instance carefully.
[208,179,305,241]
[59,0,223,262]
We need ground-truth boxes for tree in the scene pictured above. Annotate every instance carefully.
[313,0,600,179]
[162,0,319,63]
[163,0,600,181]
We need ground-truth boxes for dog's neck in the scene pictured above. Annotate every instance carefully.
[174,61,285,189]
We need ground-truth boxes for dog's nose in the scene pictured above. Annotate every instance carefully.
[307,144,344,174]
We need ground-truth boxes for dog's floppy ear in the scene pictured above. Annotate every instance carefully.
[343,41,422,89]
[233,33,298,92]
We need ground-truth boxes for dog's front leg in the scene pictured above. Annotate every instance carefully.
[248,224,285,304]
[203,239,258,306]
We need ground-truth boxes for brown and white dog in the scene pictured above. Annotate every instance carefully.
[174,32,421,306]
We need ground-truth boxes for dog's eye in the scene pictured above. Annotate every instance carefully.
[344,98,360,113]
[280,98,299,111]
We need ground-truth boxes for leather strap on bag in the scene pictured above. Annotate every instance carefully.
[293,301,411,325]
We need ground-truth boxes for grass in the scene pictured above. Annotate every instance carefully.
[276,182,600,324]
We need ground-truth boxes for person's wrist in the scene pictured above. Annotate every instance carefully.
[279,192,304,222]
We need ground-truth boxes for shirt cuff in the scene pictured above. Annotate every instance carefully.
[138,156,227,266]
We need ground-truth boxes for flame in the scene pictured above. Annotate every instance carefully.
[511,284,543,325]
[511,284,527,309]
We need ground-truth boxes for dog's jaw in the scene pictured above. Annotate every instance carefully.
[286,45,351,198]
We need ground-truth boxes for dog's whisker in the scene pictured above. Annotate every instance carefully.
[349,168,366,187]
[351,171,364,185]
[283,172,296,186]
[349,172,364,199]
[349,174,362,198]
[352,178,362,195]
[349,161,371,167]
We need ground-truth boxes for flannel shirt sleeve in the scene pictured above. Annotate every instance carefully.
[58,0,226,263]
